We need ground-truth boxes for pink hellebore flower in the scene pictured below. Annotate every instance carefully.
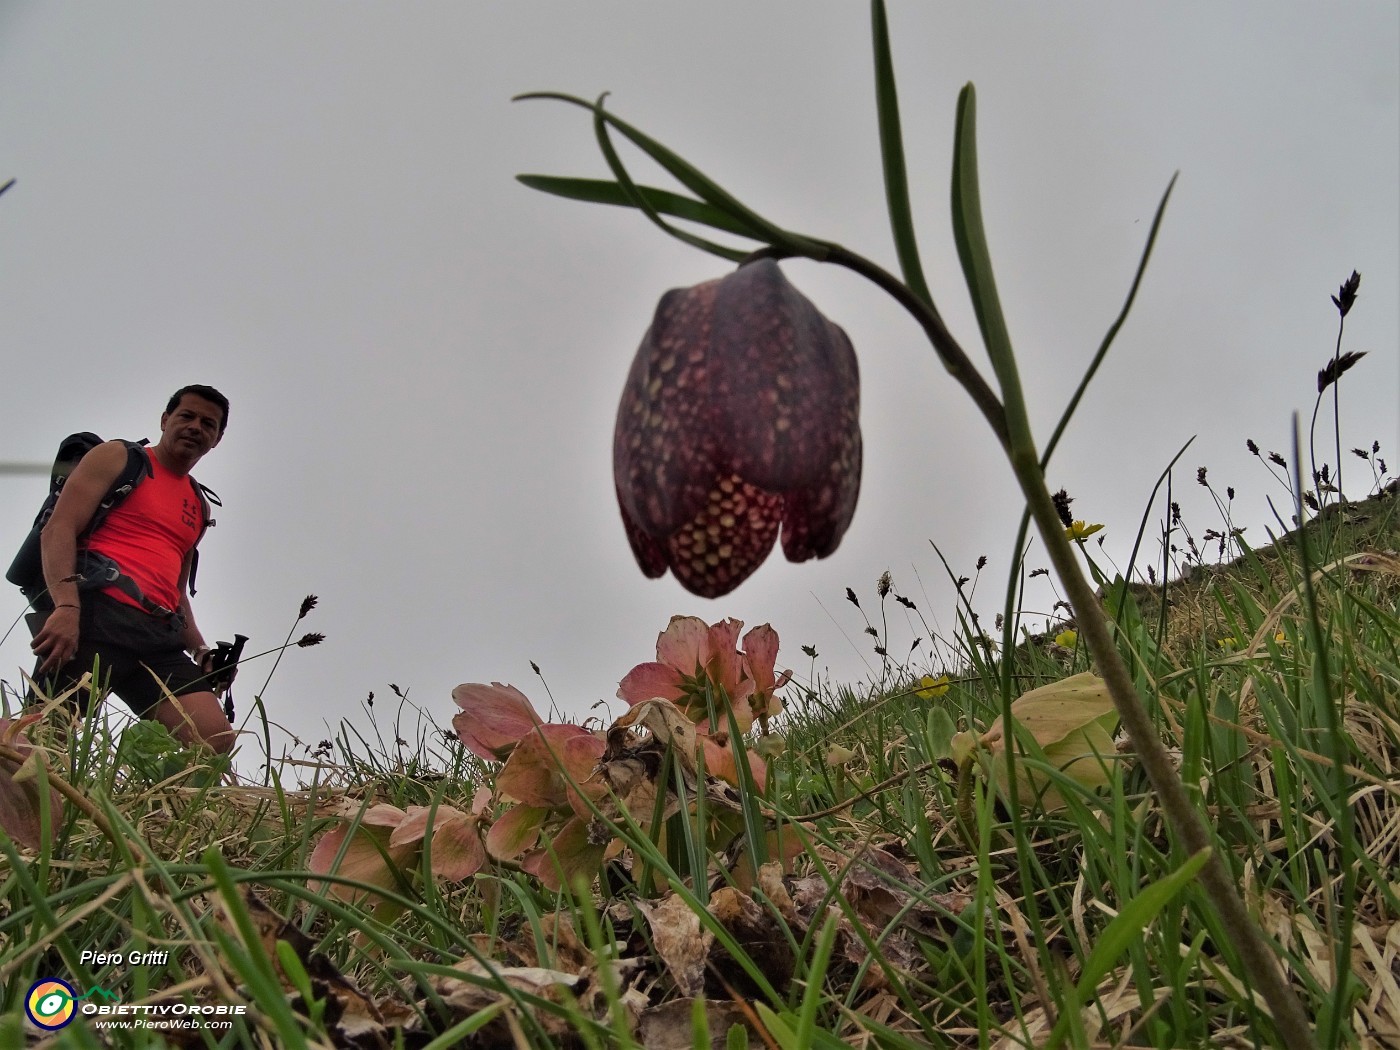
[451,682,544,762]
[616,616,788,792]
[617,615,756,730]
[0,714,63,852]
[486,723,608,892]
[308,803,419,910]
[614,258,862,597]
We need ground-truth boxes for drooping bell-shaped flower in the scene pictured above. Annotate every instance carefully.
[614,258,862,597]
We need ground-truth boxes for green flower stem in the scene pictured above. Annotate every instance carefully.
[749,243,1317,1050]
[1009,449,1317,1050]
[744,244,1011,451]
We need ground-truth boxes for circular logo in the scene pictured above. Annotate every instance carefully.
[25,979,78,1030]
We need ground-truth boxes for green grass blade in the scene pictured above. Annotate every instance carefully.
[795,912,840,1047]
[1045,847,1212,1050]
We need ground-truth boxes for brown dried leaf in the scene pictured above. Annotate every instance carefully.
[708,887,794,995]
[637,893,714,998]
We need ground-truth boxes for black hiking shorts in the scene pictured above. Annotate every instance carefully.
[27,592,207,718]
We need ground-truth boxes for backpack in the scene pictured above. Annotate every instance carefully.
[6,433,219,613]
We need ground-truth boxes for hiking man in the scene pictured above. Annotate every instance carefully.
[28,385,235,755]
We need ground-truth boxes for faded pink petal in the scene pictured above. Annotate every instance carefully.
[700,736,767,794]
[390,805,468,849]
[521,815,606,892]
[429,815,487,880]
[742,624,789,720]
[497,725,603,809]
[486,804,548,860]
[309,821,417,904]
[361,803,410,828]
[470,784,493,815]
[617,661,686,708]
[706,618,747,701]
[654,615,711,675]
[451,682,544,762]
[560,733,610,817]
[741,625,779,689]
[0,717,60,852]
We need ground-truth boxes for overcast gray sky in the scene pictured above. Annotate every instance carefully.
[2,3,1396,771]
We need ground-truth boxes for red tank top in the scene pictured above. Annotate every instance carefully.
[85,448,203,613]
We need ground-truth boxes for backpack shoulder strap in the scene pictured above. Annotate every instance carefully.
[82,439,154,539]
[185,476,220,595]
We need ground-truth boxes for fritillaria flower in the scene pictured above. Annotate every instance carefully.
[614,258,862,597]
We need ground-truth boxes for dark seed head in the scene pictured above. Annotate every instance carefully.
[1331,270,1360,318]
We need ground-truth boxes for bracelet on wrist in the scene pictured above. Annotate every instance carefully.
[55,603,79,611]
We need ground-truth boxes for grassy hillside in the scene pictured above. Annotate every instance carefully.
[2,478,1396,1048]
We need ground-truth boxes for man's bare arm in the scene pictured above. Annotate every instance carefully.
[31,441,128,673]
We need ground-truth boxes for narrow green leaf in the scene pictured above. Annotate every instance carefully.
[795,912,840,1047]
[1040,174,1178,468]
[419,1002,507,1050]
[870,0,935,309]
[754,1003,801,1050]
[590,96,750,262]
[515,175,761,237]
[1044,847,1213,1050]
[950,84,1020,409]
[517,91,826,257]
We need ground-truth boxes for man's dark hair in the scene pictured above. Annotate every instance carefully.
[167,385,230,434]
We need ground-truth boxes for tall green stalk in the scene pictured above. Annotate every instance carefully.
[515,2,1320,1042]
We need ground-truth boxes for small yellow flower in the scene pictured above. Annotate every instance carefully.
[1053,629,1078,649]
[916,674,950,699]
[1065,520,1104,542]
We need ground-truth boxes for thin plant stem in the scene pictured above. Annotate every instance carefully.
[754,233,1315,1046]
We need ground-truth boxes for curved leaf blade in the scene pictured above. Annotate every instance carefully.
[871,0,935,309]
[1044,847,1213,1050]
[517,91,826,257]
[589,94,750,262]
[515,175,763,238]
[1040,174,1178,468]
[950,85,1016,392]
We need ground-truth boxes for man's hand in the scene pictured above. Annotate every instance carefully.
[32,605,81,675]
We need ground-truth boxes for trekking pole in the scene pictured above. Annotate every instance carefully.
[208,634,248,722]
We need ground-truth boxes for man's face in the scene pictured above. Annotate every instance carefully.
[161,394,225,459]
